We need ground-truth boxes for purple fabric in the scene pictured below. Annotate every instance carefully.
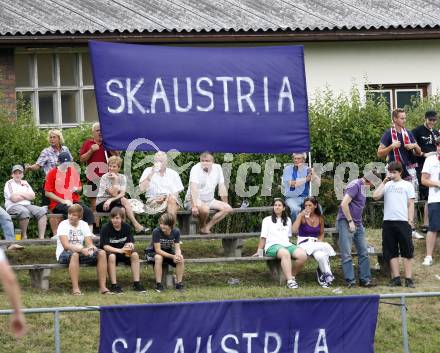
[337,179,366,226]
[298,221,320,238]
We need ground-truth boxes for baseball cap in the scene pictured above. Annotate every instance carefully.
[58,152,72,164]
[11,164,24,173]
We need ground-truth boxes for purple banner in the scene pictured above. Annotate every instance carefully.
[89,41,309,153]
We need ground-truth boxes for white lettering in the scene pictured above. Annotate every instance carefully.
[216,76,233,112]
[136,338,153,353]
[207,335,212,353]
[126,78,146,114]
[196,77,214,112]
[263,76,269,112]
[106,79,125,114]
[173,77,193,112]
[112,338,128,353]
[264,332,281,353]
[194,337,202,353]
[278,76,294,112]
[243,333,258,353]
[173,338,185,353]
[151,78,170,113]
[237,77,256,113]
[314,329,329,353]
[293,331,299,353]
[221,334,239,353]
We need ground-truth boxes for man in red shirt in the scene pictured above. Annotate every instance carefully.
[80,122,116,212]
[45,152,95,232]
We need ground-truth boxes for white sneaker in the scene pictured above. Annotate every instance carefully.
[412,231,424,239]
[287,278,299,289]
[422,256,433,266]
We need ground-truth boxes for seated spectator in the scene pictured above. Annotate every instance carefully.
[55,204,109,295]
[4,165,47,239]
[253,198,307,289]
[45,152,95,232]
[0,206,22,250]
[96,156,145,234]
[184,152,232,234]
[282,153,320,221]
[144,213,184,292]
[292,197,336,288]
[25,129,72,205]
[100,207,146,293]
[139,151,184,218]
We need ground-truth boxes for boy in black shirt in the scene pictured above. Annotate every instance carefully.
[145,213,184,292]
[100,207,145,293]
[412,110,439,232]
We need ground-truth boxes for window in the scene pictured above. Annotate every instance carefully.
[14,50,97,126]
[365,83,428,112]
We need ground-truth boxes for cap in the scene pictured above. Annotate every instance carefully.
[11,164,24,173]
[58,152,72,164]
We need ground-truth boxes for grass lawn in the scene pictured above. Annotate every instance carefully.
[0,229,439,352]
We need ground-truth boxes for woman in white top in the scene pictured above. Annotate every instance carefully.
[253,198,307,289]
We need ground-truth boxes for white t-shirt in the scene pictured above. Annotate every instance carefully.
[55,219,92,260]
[140,167,184,197]
[260,216,293,252]
[185,163,225,203]
[0,248,6,262]
[4,179,34,210]
[421,155,440,204]
[383,180,415,221]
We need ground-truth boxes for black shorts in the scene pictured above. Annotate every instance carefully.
[144,248,176,267]
[107,252,132,265]
[382,221,414,260]
[428,202,440,231]
[96,199,123,213]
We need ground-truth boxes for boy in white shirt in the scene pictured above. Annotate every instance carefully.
[184,152,232,234]
[4,165,47,239]
[56,204,109,295]
[373,161,416,288]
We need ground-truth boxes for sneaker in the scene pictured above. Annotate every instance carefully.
[155,283,164,293]
[388,277,402,287]
[422,256,433,266]
[412,230,424,239]
[316,267,326,286]
[132,282,146,293]
[324,273,335,285]
[405,278,415,288]
[360,280,376,288]
[175,282,184,291]
[346,280,356,288]
[286,278,299,289]
[110,283,124,294]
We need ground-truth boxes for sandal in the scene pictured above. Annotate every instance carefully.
[72,291,83,296]
[135,227,149,235]
[100,290,113,295]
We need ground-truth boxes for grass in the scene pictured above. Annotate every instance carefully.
[0,229,440,352]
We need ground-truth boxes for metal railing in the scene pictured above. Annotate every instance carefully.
[0,292,439,353]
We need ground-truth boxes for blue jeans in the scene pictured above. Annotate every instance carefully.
[285,197,305,221]
[0,206,14,241]
[336,219,371,283]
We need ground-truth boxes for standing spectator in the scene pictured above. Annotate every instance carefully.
[0,206,22,250]
[253,198,307,289]
[145,213,184,292]
[100,207,145,293]
[377,108,421,180]
[45,152,95,232]
[421,137,440,266]
[292,197,336,288]
[56,204,110,295]
[373,162,416,288]
[4,165,47,239]
[0,247,26,337]
[282,153,320,221]
[184,152,232,234]
[96,156,145,234]
[139,151,184,218]
[412,110,439,234]
[336,172,375,288]
[80,123,117,213]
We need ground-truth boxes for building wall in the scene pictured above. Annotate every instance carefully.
[303,39,440,97]
[0,49,16,118]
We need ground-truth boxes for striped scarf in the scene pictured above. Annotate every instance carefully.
[391,124,410,163]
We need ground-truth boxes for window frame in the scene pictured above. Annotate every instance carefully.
[15,48,96,127]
